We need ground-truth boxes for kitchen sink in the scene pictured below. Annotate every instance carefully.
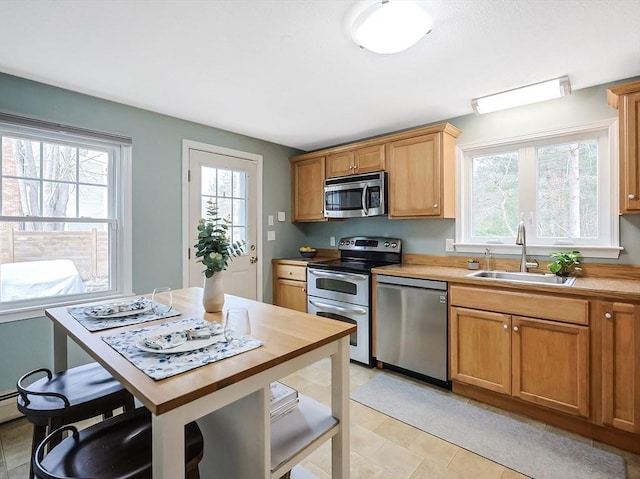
[465,270,576,286]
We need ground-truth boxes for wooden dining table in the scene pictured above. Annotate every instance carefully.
[45,287,355,478]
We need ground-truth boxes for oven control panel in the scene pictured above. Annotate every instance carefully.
[338,236,402,253]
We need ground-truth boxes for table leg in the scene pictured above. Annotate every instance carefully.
[52,322,68,372]
[331,336,350,479]
[152,411,185,479]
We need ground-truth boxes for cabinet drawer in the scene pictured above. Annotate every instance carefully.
[275,264,306,281]
[450,285,589,325]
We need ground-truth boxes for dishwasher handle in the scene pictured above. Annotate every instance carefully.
[376,275,447,291]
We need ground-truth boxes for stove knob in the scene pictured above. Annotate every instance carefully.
[384,242,390,247]
[339,240,345,246]
[391,242,397,248]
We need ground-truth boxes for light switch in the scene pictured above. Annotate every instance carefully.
[277,211,286,222]
[267,230,276,241]
[268,215,274,226]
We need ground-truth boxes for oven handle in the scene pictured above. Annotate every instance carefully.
[308,299,367,315]
[308,270,368,281]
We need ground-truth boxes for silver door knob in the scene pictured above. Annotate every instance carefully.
[629,194,636,200]
[604,312,612,319]
[513,326,519,332]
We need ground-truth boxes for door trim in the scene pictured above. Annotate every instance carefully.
[181,139,264,301]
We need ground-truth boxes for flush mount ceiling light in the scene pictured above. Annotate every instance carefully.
[472,76,572,114]
[351,0,432,54]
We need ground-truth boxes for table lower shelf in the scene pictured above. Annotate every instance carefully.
[271,394,338,478]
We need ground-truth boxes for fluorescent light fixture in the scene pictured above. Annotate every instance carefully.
[472,76,571,114]
[351,0,432,54]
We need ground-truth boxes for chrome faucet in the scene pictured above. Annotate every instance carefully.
[515,220,539,272]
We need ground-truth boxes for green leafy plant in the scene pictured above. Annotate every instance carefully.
[194,201,245,278]
[548,251,581,277]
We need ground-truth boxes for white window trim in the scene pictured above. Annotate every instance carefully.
[0,118,133,323]
[455,119,622,259]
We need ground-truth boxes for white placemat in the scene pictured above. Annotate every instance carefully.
[101,317,263,380]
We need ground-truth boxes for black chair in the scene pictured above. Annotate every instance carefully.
[17,362,135,479]
[33,407,203,479]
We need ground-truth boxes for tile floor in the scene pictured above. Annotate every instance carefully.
[1,360,639,479]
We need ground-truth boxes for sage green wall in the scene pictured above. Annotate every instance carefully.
[304,77,640,267]
[0,72,305,391]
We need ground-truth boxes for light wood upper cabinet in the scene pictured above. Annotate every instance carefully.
[608,80,640,213]
[600,300,640,433]
[291,156,326,222]
[290,122,459,222]
[387,125,459,218]
[326,144,385,178]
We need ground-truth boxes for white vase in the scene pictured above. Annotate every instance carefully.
[202,273,224,313]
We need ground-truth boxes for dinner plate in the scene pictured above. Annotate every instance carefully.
[135,323,225,354]
[84,298,153,318]
[135,334,225,354]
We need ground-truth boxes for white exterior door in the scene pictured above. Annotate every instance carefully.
[184,141,261,301]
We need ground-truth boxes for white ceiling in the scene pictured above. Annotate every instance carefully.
[1,0,639,151]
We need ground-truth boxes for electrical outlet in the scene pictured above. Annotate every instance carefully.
[445,238,455,252]
[330,236,336,247]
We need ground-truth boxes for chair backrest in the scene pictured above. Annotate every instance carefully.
[33,425,78,479]
[16,368,71,409]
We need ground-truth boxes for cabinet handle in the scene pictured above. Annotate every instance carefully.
[629,194,636,200]
[604,312,612,319]
[289,271,292,275]
[303,288,306,292]
[503,324,508,330]
[433,204,439,209]
[513,326,519,332]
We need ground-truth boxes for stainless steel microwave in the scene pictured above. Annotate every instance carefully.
[323,171,387,218]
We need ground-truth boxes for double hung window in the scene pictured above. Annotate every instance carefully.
[0,114,132,319]
[457,120,620,258]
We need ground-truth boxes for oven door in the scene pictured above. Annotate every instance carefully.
[307,296,370,364]
[306,268,369,306]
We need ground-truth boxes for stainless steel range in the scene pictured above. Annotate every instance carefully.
[306,236,402,366]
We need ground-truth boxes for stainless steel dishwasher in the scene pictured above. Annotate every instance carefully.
[376,275,449,387]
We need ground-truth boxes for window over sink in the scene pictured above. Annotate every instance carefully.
[456,119,621,258]
[0,114,132,321]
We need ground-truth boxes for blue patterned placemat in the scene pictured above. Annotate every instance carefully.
[101,317,264,380]
[68,300,181,332]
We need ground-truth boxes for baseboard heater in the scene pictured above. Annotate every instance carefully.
[0,390,22,423]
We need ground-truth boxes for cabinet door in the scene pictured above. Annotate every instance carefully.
[512,316,589,417]
[326,151,354,178]
[354,144,385,174]
[275,278,307,313]
[387,134,442,218]
[602,301,640,432]
[450,307,511,394]
[620,92,640,212]
[292,157,326,222]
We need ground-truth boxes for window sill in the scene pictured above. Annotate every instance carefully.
[453,243,623,259]
[0,291,133,324]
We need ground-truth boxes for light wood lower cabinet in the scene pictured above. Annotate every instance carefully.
[273,262,307,312]
[600,300,640,433]
[450,287,590,418]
